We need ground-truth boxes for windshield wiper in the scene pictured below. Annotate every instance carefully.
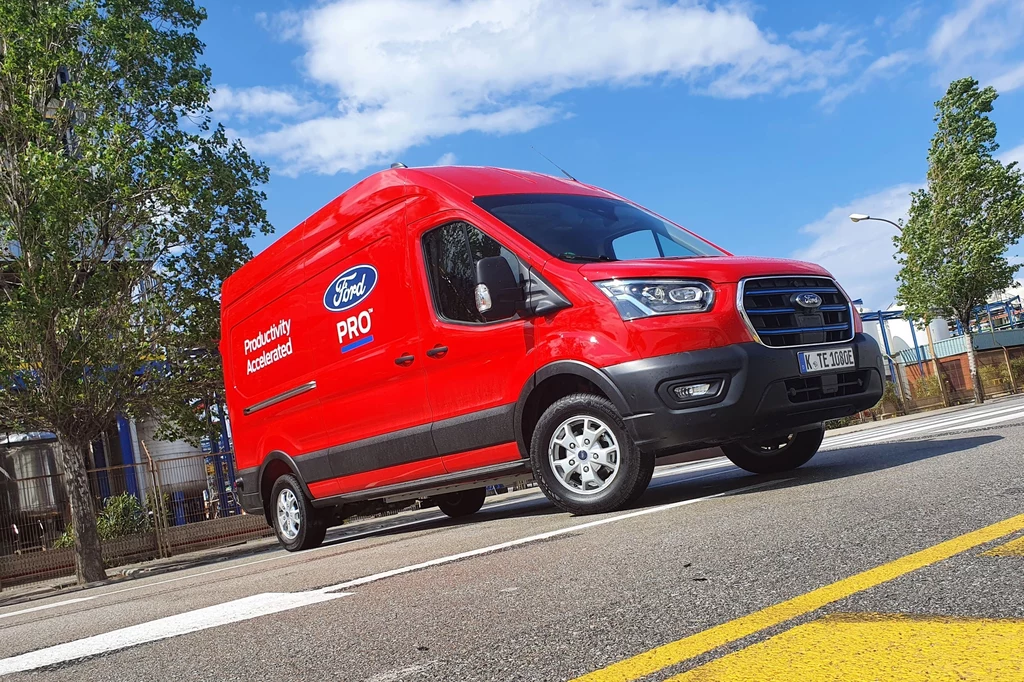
[559,252,614,262]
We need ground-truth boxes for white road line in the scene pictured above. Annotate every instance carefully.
[319,479,785,593]
[0,597,96,621]
[0,590,351,675]
[822,404,1017,445]
[936,409,1024,432]
[0,478,784,674]
[822,404,1024,449]
[839,405,1024,444]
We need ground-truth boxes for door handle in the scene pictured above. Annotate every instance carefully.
[426,345,449,358]
[395,354,415,366]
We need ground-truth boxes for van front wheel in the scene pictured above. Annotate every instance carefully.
[271,474,327,551]
[531,394,653,515]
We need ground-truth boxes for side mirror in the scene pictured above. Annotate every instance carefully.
[474,256,523,321]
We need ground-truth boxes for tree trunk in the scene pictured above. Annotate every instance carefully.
[964,331,984,405]
[54,435,107,584]
[1003,346,1017,394]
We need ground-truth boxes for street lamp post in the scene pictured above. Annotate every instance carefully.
[849,214,902,231]
[849,213,950,407]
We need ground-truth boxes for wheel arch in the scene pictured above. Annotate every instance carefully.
[258,451,314,524]
[514,360,631,458]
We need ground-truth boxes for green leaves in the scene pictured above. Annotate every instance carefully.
[0,0,270,445]
[895,77,1024,328]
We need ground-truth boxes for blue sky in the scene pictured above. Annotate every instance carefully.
[199,0,1024,309]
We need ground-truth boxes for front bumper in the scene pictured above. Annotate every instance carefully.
[603,334,884,455]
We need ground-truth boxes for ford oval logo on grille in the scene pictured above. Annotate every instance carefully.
[324,264,378,312]
[794,292,823,308]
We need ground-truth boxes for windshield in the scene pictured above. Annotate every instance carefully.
[474,193,724,262]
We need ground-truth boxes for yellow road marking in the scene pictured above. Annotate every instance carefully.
[669,613,1024,681]
[983,534,1024,557]
[572,513,1024,682]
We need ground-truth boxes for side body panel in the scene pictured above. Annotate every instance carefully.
[222,256,324,472]
[297,201,443,497]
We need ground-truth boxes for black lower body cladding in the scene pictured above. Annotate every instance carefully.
[603,334,884,456]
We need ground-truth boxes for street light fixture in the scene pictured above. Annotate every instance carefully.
[849,213,949,406]
[849,214,903,231]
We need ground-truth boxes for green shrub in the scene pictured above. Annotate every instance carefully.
[52,492,152,549]
[97,492,151,539]
[878,380,904,413]
[979,363,1009,385]
[912,375,941,399]
[824,416,855,430]
[53,525,75,549]
[1011,357,1024,384]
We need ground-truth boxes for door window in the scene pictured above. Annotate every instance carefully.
[422,222,521,324]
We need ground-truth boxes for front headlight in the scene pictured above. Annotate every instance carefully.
[593,279,714,320]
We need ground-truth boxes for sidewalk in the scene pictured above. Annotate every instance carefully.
[0,483,545,609]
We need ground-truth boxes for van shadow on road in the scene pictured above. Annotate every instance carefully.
[318,435,1001,550]
[634,434,1003,510]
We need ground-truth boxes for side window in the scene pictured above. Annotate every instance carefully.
[611,230,659,260]
[422,222,521,323]
[657,232,692,257]
[611,229,696,259]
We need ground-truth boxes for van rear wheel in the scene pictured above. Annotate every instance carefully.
[530,393,654,515]
[271,474,326,551]
[722,425,825,474]
[436,487,487,518]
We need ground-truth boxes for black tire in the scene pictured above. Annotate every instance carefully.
[625,459,656,505]
[436,487,487,518]
[722,425,825,474]
[270,474,326,551]
[530,393,654,515]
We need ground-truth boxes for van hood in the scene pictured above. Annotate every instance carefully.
[577,256,832,284]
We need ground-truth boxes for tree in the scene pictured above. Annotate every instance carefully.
[895,77,1024,405]
[0,1,270,583]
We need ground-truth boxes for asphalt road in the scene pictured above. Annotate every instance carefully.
[2,398,1023,681]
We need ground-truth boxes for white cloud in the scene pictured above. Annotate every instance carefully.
[791,134,1024,309]
[242,0,862,176]
[210,86,312,120]
[928,0,1024,90]
[889,2,925,36]
[999,141,1024,166]
[435,152,458,166]
[790,24,833,43]
[791,183,919,309]
[991,63,1024,92]
[820,51,915,108]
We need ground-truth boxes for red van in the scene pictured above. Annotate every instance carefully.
[221,166,883,550]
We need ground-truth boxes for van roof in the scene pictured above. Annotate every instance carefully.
[222,166,612,307]
[401,165,605,198]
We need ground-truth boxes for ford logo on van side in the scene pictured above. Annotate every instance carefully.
[324,265,378,312]
[794,292,823,308]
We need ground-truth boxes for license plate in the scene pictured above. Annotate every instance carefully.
[798,347,855,373]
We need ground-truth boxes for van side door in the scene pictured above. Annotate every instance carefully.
[412,215,536,473]
[302,203,440,498]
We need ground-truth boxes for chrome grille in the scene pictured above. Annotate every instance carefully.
[740,276,854,348]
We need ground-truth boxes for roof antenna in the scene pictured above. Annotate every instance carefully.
[530,146,576,182]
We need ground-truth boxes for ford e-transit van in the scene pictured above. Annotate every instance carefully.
[220,166,884,551]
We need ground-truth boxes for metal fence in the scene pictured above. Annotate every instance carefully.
[1,450,271,590]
